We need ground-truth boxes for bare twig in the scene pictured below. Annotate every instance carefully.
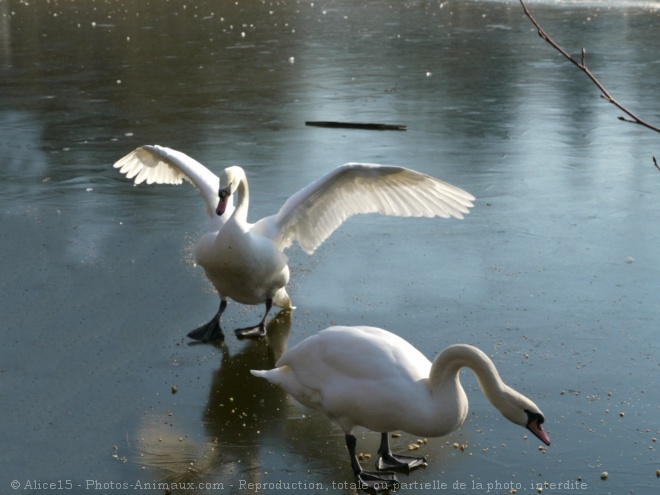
[519,0,660,134]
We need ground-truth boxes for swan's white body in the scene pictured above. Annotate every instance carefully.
[252,326,549,488]
[252,326,550,443]
[113,145,475,339]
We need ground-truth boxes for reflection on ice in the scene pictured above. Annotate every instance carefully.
[0,112,48,189]
[132,311,291,485]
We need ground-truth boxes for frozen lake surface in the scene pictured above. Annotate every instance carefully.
[1,0,659,493]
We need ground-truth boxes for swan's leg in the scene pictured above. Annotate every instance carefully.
[234,298,272,340]
[187,300,227,342]
[345,434,398,492]
[375,432,427,472]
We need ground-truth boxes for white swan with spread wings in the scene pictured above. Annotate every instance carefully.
[114,145,474,341]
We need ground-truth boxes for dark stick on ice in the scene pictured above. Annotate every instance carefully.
[306,121,407,131]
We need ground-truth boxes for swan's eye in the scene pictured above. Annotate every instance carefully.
[525,409,544,425]
[219,186,231,199]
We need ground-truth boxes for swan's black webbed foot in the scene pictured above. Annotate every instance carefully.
[375,432,427,472]
[345,433,399,493]
[234,298,272,340]
[187,318,224,342]
[187,300,226,342]
[376,451,427,472]
[356,471,399,492]
[234,323,266,340]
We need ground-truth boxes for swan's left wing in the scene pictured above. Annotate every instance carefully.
[113,145,227,222]
[254,163,474,254]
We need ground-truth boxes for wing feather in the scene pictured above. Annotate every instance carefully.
[113,145,223,221]
[265,163,474,254]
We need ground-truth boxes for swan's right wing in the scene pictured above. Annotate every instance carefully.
[255,163,474,254]
[113,145,223,221]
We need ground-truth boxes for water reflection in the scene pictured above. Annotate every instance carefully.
[134,310,291,487]
[0,111,48,194]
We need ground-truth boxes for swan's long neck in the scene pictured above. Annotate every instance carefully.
[233,172,249,223]
[429,344,509,414]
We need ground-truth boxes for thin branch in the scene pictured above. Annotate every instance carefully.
[519,0,660,134]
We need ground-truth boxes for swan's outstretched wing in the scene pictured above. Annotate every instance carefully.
[113,145,224,221]
[254,163,474,254]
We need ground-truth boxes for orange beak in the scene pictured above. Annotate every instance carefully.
[527,418,551,446]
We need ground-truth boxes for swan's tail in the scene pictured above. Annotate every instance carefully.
[273,288,294,310]
[250,369,268,379]
[250,367,289,388]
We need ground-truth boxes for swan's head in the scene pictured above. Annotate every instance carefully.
[216,166,244,216]
[498,389,551,446]
[525,409,550,446]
